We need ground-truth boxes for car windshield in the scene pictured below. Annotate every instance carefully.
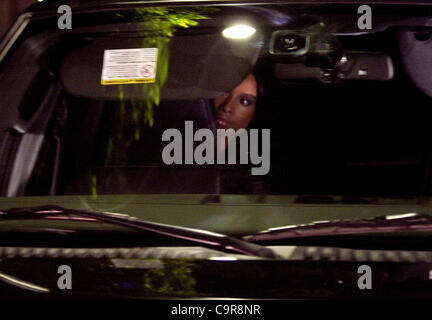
[2,0,432,302]
[1,2,432,230]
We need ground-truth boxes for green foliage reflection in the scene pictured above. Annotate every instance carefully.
[89,7,216,196]
[143,259,196,296]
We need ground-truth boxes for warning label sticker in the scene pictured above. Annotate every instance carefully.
[101,48,158,85]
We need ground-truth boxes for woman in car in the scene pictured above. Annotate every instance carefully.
[213,69,269,131]
[212,70,269,194]
[213,72,259,132]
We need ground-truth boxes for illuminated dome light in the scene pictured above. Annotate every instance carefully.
[222,25,256,39]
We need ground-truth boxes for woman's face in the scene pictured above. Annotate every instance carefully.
[213,73,257,131]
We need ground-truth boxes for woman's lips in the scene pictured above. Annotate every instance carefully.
[217,117,229,128]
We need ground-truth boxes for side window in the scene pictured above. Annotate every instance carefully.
[0,69,59,197]
[25,90,69,196]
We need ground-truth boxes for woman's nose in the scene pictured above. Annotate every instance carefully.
[220,96,233,113]
[222,104,231,113]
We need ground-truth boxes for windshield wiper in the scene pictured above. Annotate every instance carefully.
[0,205,279,259]
[244,213,432,242]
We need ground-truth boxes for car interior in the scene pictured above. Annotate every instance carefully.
[0,4,431,200]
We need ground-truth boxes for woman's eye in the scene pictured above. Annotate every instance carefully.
[238,94,256,107]
[240,98,252,106]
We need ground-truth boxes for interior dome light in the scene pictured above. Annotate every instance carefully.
[222,25,256,39]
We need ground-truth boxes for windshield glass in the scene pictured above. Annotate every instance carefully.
[0,3,431,229]
[3,2,432,302]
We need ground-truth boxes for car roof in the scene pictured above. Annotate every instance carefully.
[27,0,431,14]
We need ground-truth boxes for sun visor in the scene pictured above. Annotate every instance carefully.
[60,32,262,101]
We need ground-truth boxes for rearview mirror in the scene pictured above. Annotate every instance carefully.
[274,51,394,82]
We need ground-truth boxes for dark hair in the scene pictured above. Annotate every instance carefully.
[248,59,271,130]
[209,59,271,131]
